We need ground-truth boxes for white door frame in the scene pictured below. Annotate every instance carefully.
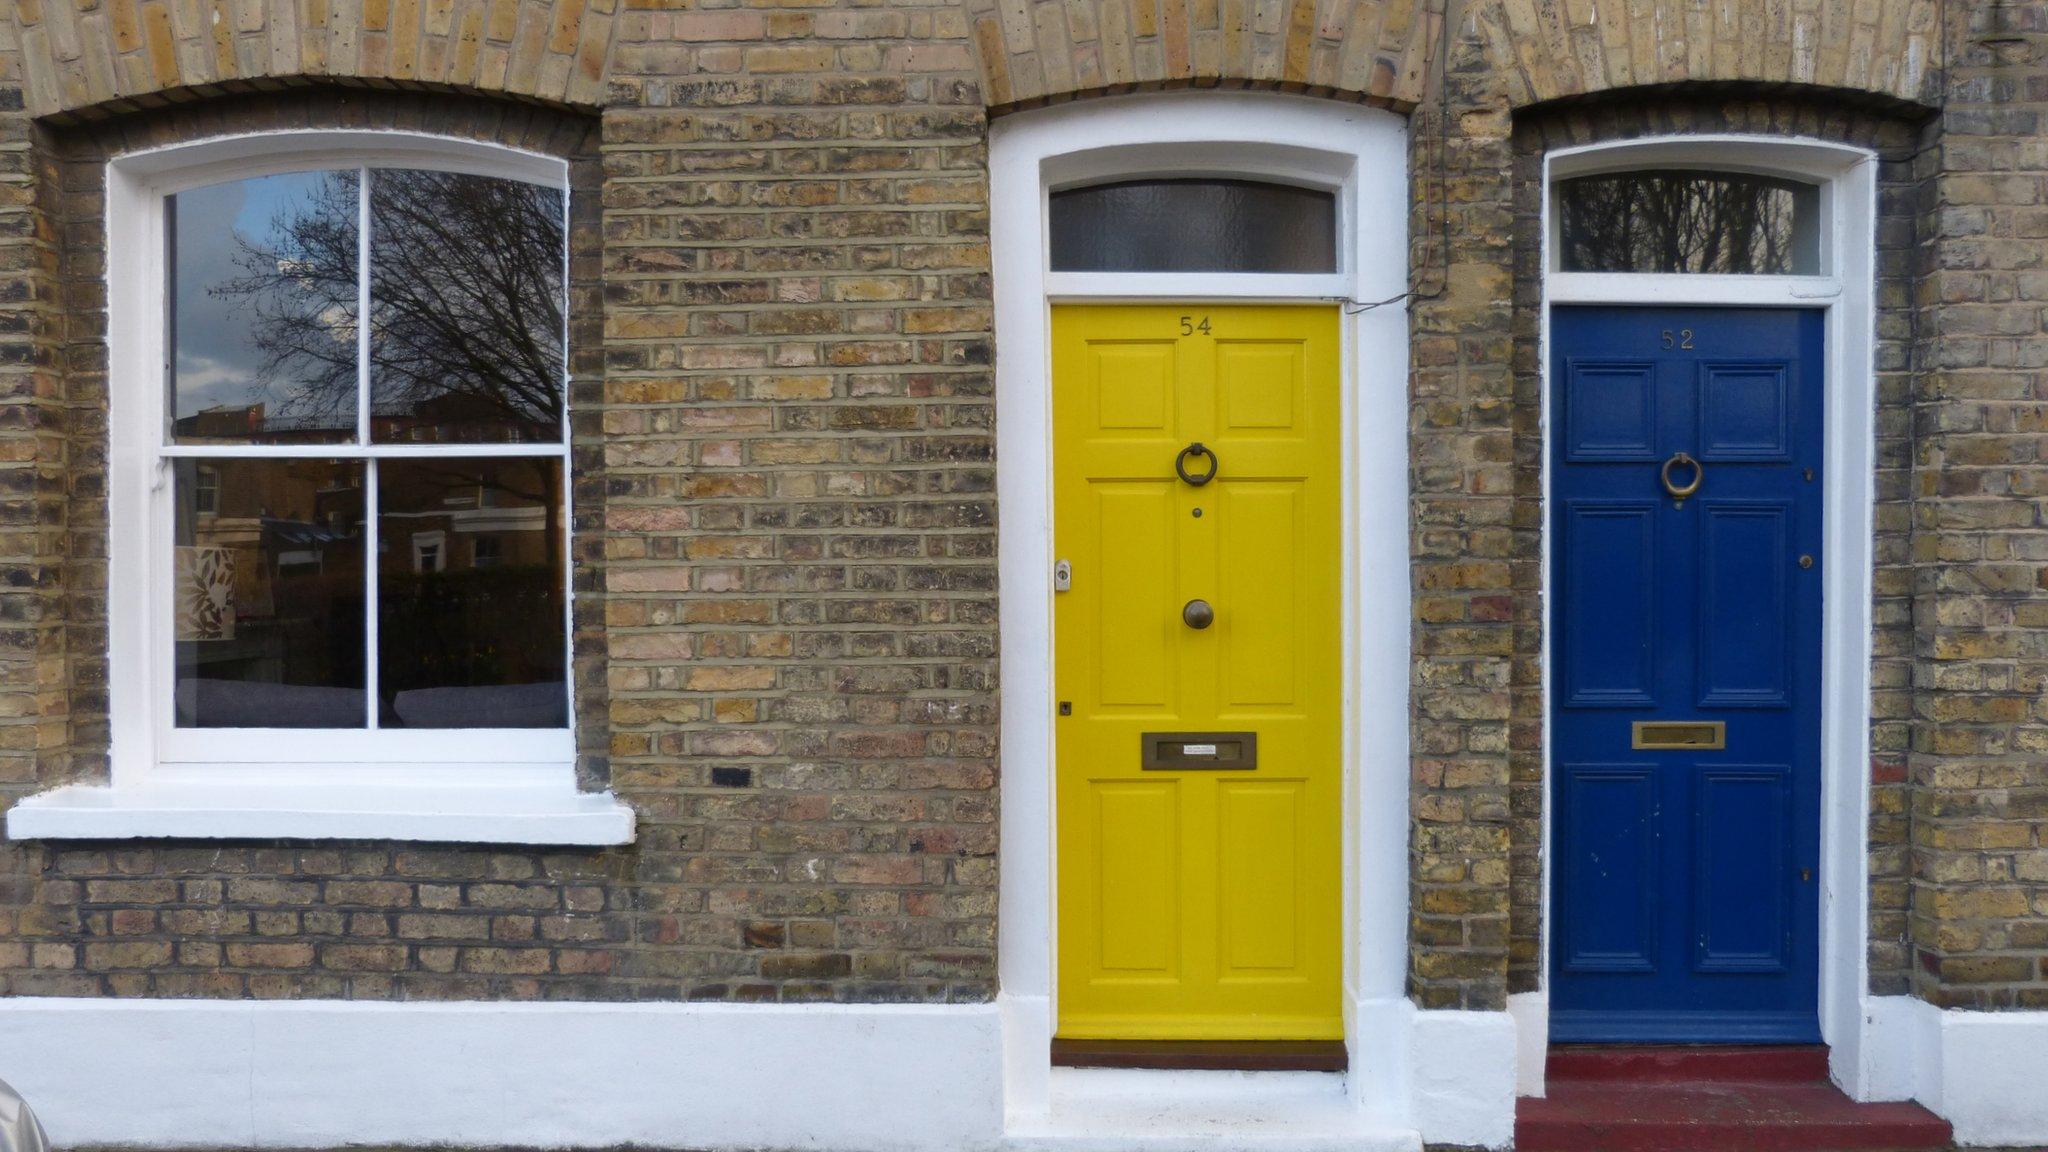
[1532,136,1881,1096]
[988,91,1412,1117]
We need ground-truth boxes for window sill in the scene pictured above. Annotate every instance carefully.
[4,781,636,845]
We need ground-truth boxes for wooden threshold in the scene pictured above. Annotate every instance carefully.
[1050,1038,1348,1072]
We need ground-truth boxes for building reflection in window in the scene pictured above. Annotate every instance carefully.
[377,458,566,729]
[173,458,367,727]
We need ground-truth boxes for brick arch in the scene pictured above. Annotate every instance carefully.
[968,0,1942,113]
[1474,0,1943,110]
[7,0,612,122]
[966,0,1442,110]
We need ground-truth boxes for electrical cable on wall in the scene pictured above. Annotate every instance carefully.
[1334,0,1456,315]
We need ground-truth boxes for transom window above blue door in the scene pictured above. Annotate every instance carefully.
[1556,169,1821,276]
[1048,178,1337,273]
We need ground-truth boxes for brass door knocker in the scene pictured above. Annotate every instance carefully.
[1175,442,1219,487]
[1660,451,1703,507]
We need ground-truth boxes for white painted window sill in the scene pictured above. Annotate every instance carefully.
[4,782,636,845]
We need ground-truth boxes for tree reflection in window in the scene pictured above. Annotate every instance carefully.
[1556,169,1820,276]
[169,159,569,730]
[214,168,566,443]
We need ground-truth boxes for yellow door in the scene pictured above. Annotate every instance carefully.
[1053,304,1342,1041]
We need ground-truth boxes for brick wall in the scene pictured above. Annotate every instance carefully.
[0,103,76,981]
[595,0,999,1000]
[1907,0,2048,1011]
[1404,37,1517,1009]
[0,0,2044,1016]
[0,76,1000,1001]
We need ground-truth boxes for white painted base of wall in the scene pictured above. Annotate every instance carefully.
[1855,995,2048,1147]
[1346,998,1517,1148]
[35,995,2048,1150]
[0,997,1530,1151]
[1507,991,1548,1098]
[1403,1005,1519,1148]
[1007,1069,1418,1152]
[0,998,1003,1151]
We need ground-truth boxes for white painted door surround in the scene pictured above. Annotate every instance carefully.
[991,91,1511,1150]
[1527,136,2048,1148]
[1532,137,1875,1095]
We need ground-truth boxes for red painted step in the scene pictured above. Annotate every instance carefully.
[1517,1047,1953,1152]
[1547,1044,1833,1084]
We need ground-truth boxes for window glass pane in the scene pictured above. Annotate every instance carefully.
[173,458,367,728]
[369,171,567,444]
[1049,179,1337,273]
[171,171,361,444]
[1556,169,1821,275]
[377,458,567,728]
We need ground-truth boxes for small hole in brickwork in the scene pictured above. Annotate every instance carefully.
[711,767,752,788]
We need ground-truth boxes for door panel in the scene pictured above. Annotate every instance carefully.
[1095,484,1176,708]
[1698,501,1793,705]
[1549,306,1823,1044]
[1054,304,1341,1041]
[1095,782,1180,974]
[1564,361,1659,460]
[1218,781,1303,973]
[1218,482,1301,708]
[1558,763,1660,973]
[1560,502,1658,707]
[1693,766,1793,973]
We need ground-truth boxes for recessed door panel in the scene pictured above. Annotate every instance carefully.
[1699,501,1792,707]
[1218,343,1302,431]
[1096,781,1180,974]
[1054,305,1340,1041]
[1694,766,1792,973]
[1561,502,1657,707]
[1218,481,1300,710]
[1095,344,1175,432]
[1559,764,1659,973]
[1699,363,1791,460]
[1218,781,1302,974]
[1566,361,1659,460]
[1095,484,1176,709]
[1549,306,1822,1044]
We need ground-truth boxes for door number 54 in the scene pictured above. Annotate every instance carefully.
[1180,315,1212,336]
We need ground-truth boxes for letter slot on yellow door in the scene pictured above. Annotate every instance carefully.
[1142,733,1258,769]
[1052,304,1342,1042]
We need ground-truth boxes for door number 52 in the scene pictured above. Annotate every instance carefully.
[1180,315,1212,336]
[1661,328,1695,350]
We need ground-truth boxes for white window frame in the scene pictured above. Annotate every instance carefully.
[412,531,449,573]
[6,131,632,845]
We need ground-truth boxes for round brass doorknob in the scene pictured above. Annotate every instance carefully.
[1182,599,1214,629]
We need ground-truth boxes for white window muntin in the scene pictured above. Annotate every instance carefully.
[109,132,575,780]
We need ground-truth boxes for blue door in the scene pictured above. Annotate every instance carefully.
[1549,307,1823,1043]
